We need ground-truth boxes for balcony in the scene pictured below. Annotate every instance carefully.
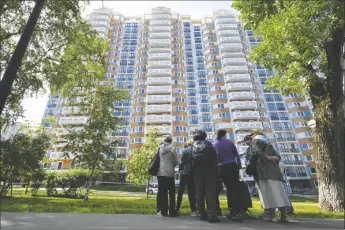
[230,101,257,110]
[146,104,171,113]
[227,82,252,91]
[233,122,263,131]
[232,111,260,120]
[218,37,242,45]
[150,32,170,39]
[150,20,171,26]
[47,151,64,160]
[214,11,237,18]
[149,53,170,60]
[149,47,171,54]
[146,125,172,134]
[219,43,243,52]
[224,65,248,74]
[147,61,171,68]
[282,160,305,166]
[150,26,171,32]
[151,14,170,20]
[146,115,172,124]
[225,74,251,83]
[147,85,171,94]
[149,39,170,48]
[217,30,240,37]
[58,116,88,125]
[221,52,245,59]
[222,58,247,66]
[229,92,254,101]
[147,77,171,85]
[147,68,171,77]
[216,24,238,31]
[147,95,171,104]
[215,17,239,25]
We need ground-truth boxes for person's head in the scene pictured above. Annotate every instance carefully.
[187,139,194,147]
[193,130,207,141]
[250,129,264,139]
[216,129,227,141]
[164,136,173,144]
[243,135,252,146]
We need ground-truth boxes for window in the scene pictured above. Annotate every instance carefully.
[135,107,144,112]
[217,104,224,109]
[176,126,187,132]
[175,97,185,102]
[176,137,187,143]
[310,168,316,174]
[131,137,143,143]
[305,156,313,161]
[132,127,143,133]
[176,116,186,121]
[134,117,144,122]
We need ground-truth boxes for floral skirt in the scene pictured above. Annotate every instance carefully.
[256,179,291,209]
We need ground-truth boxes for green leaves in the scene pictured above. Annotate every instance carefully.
[126,129,160,186]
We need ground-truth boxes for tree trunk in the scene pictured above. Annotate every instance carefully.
[146,179,150,199]
[310,27,345,212]
[84,168,95,201]
[0,0,45,115]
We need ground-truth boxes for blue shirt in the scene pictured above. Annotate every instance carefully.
[213,137,239,166]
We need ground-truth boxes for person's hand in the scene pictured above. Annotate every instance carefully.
[268,156,279,162]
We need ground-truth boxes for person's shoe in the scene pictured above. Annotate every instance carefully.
[169,211,178,217]
[157,211,168,217]
[199,214,208,221]
[227,213,243,222]
[217,209,222,216]
[190,211,198,217]
[208,216,220,223]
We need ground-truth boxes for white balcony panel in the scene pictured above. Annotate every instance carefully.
[235,132,252,143]
[237,145,249,154]
[227,82,252,91]
[149,53,171,60]
[225,74,251,83]
[147,61,171,68]
[221,52,245,59]
[214,11,237,18]
[216,24,238,31]
[203,29,214,36]
[230,101,257,110]
[147,68,171,77]
[149,47,171,54]
[54,127,83,136]
[151,20,171,25]
[215,17,239,25]
[218,37,242,44]
[47,151,64,160]
[147,95,171,103]
[146,104,171,113]
[223,58,247,66]
[217,30,240,37]
[147,77,171,85]
[224,65,248,74]
[147,85,171,94]
[219,43,243,52]
[152,14,171,20]
[58,116,88,125]
[228,92,255,101]
[150,26,171,32]
[232,111,261,120]
[150,32,170,39]
[146,125,172,134]
[146,115,172,124]
[149,39,171,48]
[233,122,263,131]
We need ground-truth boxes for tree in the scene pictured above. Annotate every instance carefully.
[232,0,344,211]
[0,130,50,197]
[0,0,95,127]
[126,129,160,198]
[60,85,129,201]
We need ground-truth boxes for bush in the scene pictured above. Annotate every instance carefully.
[45,169,98,198]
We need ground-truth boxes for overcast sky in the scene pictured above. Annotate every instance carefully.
[21,1,238,123]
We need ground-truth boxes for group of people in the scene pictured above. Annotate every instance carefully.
[154,129,291,223]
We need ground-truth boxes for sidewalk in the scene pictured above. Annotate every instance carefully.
[1,212,344,229]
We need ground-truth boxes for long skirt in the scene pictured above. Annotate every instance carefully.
[256,179,291,209]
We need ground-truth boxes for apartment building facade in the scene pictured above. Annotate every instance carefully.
[41,7,317,190]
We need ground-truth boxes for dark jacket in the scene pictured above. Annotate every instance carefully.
[179,146,192,175]
[192,140,217,168]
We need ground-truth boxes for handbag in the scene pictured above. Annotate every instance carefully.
[245,146,258,176]
[148,148,160,176]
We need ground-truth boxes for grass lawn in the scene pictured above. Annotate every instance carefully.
[1,190,343,219]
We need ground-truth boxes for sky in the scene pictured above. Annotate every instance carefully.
[21,1,238,123]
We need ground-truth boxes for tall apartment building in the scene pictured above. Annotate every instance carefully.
[41,7,317,190]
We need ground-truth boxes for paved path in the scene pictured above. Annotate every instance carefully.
[1,213,343,230]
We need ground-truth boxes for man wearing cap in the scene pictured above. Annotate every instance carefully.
[176,139,198,216]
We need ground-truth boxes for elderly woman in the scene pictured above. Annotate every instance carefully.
[249,130,290,222]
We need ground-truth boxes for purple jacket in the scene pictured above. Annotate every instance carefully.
[213,137,239,166]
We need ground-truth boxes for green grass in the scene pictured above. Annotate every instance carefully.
[92,185,145,192]
[1,190,343,219]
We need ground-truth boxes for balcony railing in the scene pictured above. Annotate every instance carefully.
[150,32,170,39]
[150,26,171,32]
[227,82,252,91]
[146,95,171,103]
[222,58,247,66]
[146,125,172,134]
[58,116,88,125]
[147,61,171,68]
[147,77,171,85]
[216,24,238,31]
[215,17,239,25]
[233,122,263,131]
[219,43,243,53]
[230,101,257,110]
[147,86,171,94]
[146,115,172,123]
[147,68,171,77]
[148,53,170,60]
[232,111,260,120]
[151,20,171,25]
[228,91,254,101]
[149,39,171,48]
[224,65,248,74]
[221,52,245,59]
[217,30,240,37]
[146,104,171,113]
